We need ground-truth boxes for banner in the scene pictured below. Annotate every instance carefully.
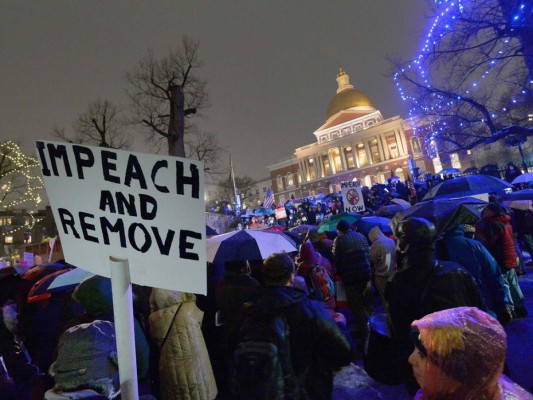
[340,181,365,212]
[35,141,206,294]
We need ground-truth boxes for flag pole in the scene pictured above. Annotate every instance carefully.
[230,156,240,213]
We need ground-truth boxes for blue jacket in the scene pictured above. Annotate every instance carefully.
[436,225,510,316]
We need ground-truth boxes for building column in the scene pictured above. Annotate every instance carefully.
[377,136,386,162]
[299,159,307,181]
[397,129,407,156]
[381,134,390,160]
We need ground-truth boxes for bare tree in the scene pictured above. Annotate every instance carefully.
[0,141,43,211]
[53,99,130,149]
[185,128,227,177]
[218,175,257,209]
[125,36,208,157]
[393,0,533,157]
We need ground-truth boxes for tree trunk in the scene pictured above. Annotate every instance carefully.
[168,85,186,157]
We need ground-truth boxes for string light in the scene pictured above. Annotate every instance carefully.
[394,0,533,158]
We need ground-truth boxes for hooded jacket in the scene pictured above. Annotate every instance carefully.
[436,225,510,317]
[295,241,336,310]
[476,214,517,269]
[149,289,217,400]
[332,229,371,285]
[368,226,396,277]
[235,286,351,400]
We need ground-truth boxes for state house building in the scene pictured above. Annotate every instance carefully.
[267,69,441,204]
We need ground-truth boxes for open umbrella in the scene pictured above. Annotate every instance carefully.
[462,167,479,175]
[391,198,411,206]
[375,204,410,218]
[437,167,461,175]
[206,225,218,236]
[500,189,533,210]
[355,216,392,235]
[317,212,362,233]
[206,230,298,264]
[511,172,533,185]
[422,175,513,200]
[391,197,487,233]
[289,224,317,235]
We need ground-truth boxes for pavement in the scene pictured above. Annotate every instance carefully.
[331,265,533,399]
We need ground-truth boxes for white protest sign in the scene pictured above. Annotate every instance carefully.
[35,141,206,294]
[340,181,365,212]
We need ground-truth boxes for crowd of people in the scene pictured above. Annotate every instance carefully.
[1,165,533,399]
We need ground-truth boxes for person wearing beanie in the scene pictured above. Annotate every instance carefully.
[409,306,533,399]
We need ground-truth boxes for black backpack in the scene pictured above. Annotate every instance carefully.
[232,304,297,400]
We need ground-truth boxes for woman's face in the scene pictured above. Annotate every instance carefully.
[408,348,427,387]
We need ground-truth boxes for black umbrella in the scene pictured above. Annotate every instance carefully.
[422,175,513,200]
[391,197,487,233]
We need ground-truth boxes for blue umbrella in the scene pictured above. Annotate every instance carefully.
[355,216,393,235]
[422,175,513,200]
[253,207,275,216]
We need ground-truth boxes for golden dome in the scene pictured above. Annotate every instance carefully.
[326,68,374,119]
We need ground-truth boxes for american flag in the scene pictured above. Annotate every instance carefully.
[263,187,275,209]
[407,176,417,197]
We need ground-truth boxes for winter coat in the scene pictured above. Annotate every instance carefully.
[384,253,485,390]
[332,230,371,285]
[295,241,336,310]
[67,276,150,379]
[234,286,351,400]
[149,289,217,400]
[476,214,517,269]
[214,271,260,327]
[436,225,510,317]
[368,226,396,277]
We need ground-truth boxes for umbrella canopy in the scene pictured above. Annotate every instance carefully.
[462,167,479,175]
[317,212,362,233]
[500,188,533,201]
[437,167,462,175]
[391,197,487,233]
[206,225,218,236]
[391,198,411,206]
[289,224,317,235]
[355,216,392,235]
[239,209,254,217]
[206,230,298,264]
[422,175,513,200]
[511,172,533,185]
[27,266,95,302]
[503,200,533,210]
[375,204,410,218]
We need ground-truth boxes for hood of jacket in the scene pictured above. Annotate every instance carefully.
[368,226,386,242]
[482,214,511,225]
[442,224,466,239]
[73,276,113,316]
[295,241,319,266]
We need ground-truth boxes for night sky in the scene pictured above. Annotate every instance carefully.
[1,1,431,180]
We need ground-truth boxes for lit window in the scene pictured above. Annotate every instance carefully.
[5,236,13,244]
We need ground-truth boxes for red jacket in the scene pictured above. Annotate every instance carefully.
[476,214,517,269]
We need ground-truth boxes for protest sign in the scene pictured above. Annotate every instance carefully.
[340,181,365,212]
[35,141,206,294]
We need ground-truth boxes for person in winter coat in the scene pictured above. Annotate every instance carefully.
[409,307,533,400]
[368,226,396,307]
[436,225,513,323]
[63,276,150,381]
[332,220,373,341]
[295,240,336,311]
[476,203,528,318]
[0,299,39,400]
[384,217,486,395]
[304,229,335,265]
[214,260,260,397]
[149,289,217,400]
[233,252,351,400]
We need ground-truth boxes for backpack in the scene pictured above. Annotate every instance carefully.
[49,320,120,399]
[309,264,336,302]
[232,304,297,400]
